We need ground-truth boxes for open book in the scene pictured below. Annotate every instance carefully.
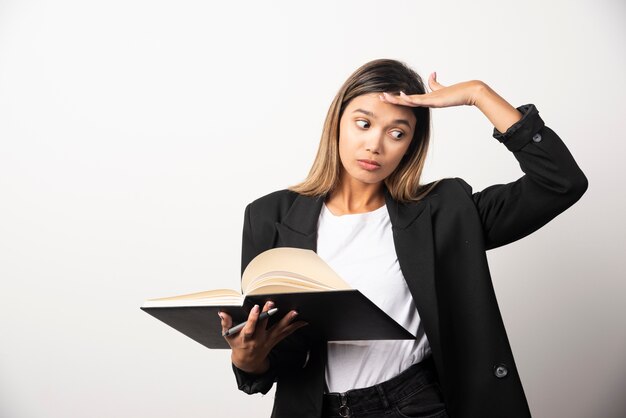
[141,247,414,349]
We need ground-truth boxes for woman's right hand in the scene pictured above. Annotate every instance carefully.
[218,300,308,374]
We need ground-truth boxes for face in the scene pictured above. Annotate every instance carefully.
[338,93,416,187]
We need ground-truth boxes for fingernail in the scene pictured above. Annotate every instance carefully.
[379,94,385,101]
[217,312,224,319]
[253,304,260,313]
[291,311,299,318]
[400,91,407,96]
[267,301,274,308]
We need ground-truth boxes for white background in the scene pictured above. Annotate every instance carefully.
[1,0,624,417]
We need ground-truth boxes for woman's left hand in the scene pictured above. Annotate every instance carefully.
[379,72,486,108]
[380,72,523,133]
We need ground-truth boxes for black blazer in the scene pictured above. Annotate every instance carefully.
[231,105,588,418]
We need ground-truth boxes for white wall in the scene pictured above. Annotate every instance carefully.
[1,0,624,417]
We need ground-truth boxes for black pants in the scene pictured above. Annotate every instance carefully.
[322,356,448,418]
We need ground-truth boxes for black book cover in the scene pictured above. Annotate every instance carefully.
[142,290,415,349]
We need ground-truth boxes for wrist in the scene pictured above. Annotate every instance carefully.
[469,80,491,107]
[232,355,270,375]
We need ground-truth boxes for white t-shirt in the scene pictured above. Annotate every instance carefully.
[317,203,431,393]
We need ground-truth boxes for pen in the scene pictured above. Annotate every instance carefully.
[222,307,279,337]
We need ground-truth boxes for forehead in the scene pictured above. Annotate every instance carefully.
[344,93,416,124]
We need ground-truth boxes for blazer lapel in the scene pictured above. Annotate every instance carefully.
[275,193,324,251]
[385,190,443,378]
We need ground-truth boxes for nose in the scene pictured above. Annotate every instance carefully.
[364,130,384,155]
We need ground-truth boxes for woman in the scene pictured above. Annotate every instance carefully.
[218,59,587,418]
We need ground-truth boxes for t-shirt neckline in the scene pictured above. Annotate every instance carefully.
[321,203,388,222]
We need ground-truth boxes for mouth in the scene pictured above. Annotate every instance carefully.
[357,159,381,171]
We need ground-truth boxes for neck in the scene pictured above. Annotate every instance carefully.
[326,173,385,216]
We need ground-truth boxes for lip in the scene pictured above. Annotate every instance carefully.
[357,159,381,171]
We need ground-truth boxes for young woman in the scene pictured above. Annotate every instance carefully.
[218,59,588,418]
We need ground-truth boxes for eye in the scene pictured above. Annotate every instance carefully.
[355,119,370,129]
[390,130,405,140]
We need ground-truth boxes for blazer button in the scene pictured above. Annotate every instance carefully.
[494,364,509,378]
[532,133,542,143]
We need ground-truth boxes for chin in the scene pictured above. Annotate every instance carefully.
[351,172,387,185]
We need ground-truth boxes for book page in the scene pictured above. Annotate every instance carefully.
[247,273,339,295]
[142,288,243,308]
[242,247,351,294]
[251,271,338,289]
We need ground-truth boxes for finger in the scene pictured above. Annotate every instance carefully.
[379,91,402,104]
[240,304,260,341]
[399,91,422,105]
[267,310,303,338]
[428,72,445,92]
[219,311,236,344]
[266,309,299,334]
[275,320,309,341]
[258,300,274,331]
[399,91,439,107]
[381,91,424,107]
[218,311,233,334]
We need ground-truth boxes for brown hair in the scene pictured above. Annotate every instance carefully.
[290,58,439,202]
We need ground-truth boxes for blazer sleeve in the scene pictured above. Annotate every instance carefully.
[455,104,588,250]
[231,203,312,395]
[227,205,275,395]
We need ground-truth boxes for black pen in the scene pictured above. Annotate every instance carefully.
[222,307,279,337]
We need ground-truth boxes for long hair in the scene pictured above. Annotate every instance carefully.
[290,59,439,202]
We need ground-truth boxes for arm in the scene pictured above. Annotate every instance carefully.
[456,104,588,249]
[382,72,523,133]
[380,75,588,249]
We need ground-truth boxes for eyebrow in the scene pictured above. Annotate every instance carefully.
[352,108,413,129]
